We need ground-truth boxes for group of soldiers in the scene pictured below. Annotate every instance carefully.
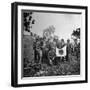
[32,35,80,65]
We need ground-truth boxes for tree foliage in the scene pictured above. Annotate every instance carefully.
[43,25,55,39]
[23,12,35,33]
[72,28,80,39]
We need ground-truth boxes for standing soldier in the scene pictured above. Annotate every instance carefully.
[56,39,67,62]
[33,38,40,63]
[73,39,79,59]
[66,39,71,61]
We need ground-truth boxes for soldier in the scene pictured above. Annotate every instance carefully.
[42,40,50,65]
[73,39,79,59]
[66,39,71,61]
[48,39,56,65]
[56,39,66,62]
[33,38,40,63]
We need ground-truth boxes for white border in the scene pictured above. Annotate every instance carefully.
[18,5,86,84]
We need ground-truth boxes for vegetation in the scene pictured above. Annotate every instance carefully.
[23,12,80,77]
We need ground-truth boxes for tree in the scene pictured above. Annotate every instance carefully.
[43,25,55,40]
[23,12,35,34]
[72,28,80,39]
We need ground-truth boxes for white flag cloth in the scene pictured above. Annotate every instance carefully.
[56,45,67,57]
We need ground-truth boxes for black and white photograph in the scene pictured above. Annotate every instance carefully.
[22,10,81,77]
[11,2,88,87]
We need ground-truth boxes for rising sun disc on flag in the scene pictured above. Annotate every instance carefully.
[59,49,64,55]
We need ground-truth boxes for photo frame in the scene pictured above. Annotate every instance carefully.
[11,2,88,87]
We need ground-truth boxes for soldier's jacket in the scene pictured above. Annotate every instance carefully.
[49,41,56,50]
[66,43,72,53]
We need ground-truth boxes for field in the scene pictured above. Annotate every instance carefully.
[23,35,80,77]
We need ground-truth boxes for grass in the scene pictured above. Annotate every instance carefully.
[23,54,80,77]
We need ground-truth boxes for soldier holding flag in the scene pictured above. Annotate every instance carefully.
[56,39,67,62]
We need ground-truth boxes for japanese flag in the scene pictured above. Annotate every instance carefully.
[56,45,67,57]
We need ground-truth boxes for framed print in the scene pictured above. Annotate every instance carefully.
[11,2,88,87]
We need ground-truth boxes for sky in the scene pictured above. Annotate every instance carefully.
[30,12,81,41]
